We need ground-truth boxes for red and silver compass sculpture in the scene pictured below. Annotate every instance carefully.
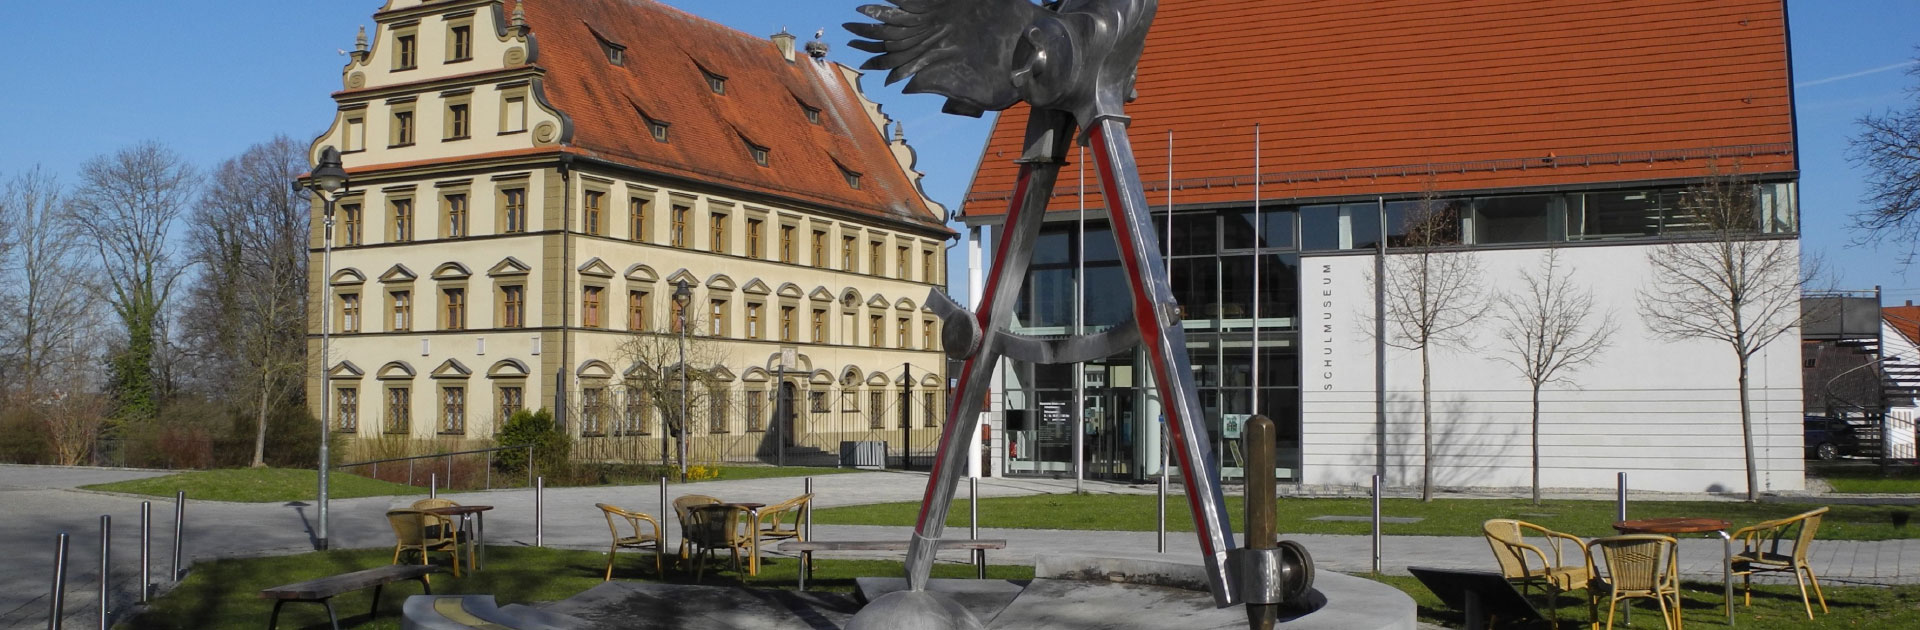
[847,0,1312,616]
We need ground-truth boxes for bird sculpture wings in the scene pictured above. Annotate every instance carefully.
[845,0,1049,117]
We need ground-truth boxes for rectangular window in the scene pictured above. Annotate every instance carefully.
[649,121,669,142]
[924,392,939,427]
[391,198,414,241]
[390,290,412,331]
[746,303,763,339]
[583,190,605,235]
[629,197,650,242]
[581,386,606,436]
[394,32,417,70]
[811,308,827,343]
[780,225,796,263]
[923,320,936,352]
[446,103,470,140]
[746,218,764,258]
[340,293,361,333]
[869,392,885,429]
[344,115,365,152]
[386,387,411,434]
[582,286,603,328]
[502,95,527,133]
[502,188,527,233]
[341,204,362,245]
[709,387,729,433]
[870,241,884,275]
[671,205,690,247]
[710,212,729,253]
[746,392,765,432]
[923,250,936,282]
[443,287,466,330]
[869,314,883,346]
[391,109,415,146]
[624,389,650,435]
[441,386,466,434]
[897,246,910,280]
[670,300,686,333]
[709,299,729,337]
[809,391,829,413]
[498,386,524,424]
[337,388,359,431]
[448,23,472,62]
[812,230,827,265]
[780,306,796,342]
[842,236,855,270]
[501,285,524,328]
[444,193,467,237]
[1472,195,1557,244]
[628,290,650,330]
[897,317,910,349]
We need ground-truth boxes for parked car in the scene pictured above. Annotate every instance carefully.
[1805,416,1860,460]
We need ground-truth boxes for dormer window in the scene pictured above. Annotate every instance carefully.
[704,71,727,95]
[748,143,769,167]
[841,167,862,189]
[802,103,821,124]
[650,121,669,142]
[590,27,626,66]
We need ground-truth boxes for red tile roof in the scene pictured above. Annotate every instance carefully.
[523,0,946,233]
[960,0,1796,218]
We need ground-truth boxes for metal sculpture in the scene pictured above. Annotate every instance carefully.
[847,0,1313,612]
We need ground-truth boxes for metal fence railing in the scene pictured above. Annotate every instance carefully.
[334,444,535,490]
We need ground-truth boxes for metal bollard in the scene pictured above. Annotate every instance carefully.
[971,477,984,579]
[1616,472,1628,522]
[49,532,69,630]
[170,492,184,581]
[534,477,544,547]
[138,502,150,603]
[430,473,437,499]
[1156,471,1168,553]
[659,477,669,542]
[1371,474,1383,575]
[803,477,813,540]
[97,516,109,630]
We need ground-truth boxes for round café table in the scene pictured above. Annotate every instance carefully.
[1612,517,1734,626]
[421,505,494,572]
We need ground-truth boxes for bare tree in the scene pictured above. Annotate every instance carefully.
[575,308,735,469]
[1849,56,1920,264]
[1489,248,1616,505]
[67,142,196,426]
[0,167,92,400]
[183,136,312,467]
[1373,194,1490,501]
[1637,167,1804,502]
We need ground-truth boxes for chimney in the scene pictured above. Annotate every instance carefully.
[771,28,796,62]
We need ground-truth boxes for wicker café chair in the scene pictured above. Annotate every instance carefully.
[410,498,474,569]
[1732,506,1830,619]
[596,503,664,580]
[754,493,813,547]
[386,508,462,578]
[1586,535,1683,630]
[681,501,754,581]
[1483,519,1594,628]
[672,494,722,564]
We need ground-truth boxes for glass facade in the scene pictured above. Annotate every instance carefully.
[995,180,1796,483]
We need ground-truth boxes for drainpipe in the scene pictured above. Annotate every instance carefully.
[558,158,574,429]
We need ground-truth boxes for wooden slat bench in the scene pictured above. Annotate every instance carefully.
[258,564,438,630]
[778,539,1007,590]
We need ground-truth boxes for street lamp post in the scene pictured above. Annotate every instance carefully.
[306,146,349,551]
[672,280,693,482]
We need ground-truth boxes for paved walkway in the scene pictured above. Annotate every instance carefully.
[3,464,1916,629]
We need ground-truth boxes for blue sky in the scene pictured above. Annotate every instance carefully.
[3,1,1916,303]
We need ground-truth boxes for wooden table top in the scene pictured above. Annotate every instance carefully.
[420,505,493,516]
[1612,517,1730,534]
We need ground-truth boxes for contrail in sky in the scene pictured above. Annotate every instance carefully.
[1797,60,1918,88]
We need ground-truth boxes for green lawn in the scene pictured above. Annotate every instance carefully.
[83,468,420,503]
[1371,573,1920,629]
[704,465,857,481]
[128,546,1031,630]
[815,494,1920,541]
[1814,466,1920,494]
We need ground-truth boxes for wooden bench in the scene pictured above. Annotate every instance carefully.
[258,564,438,630]
[778,539,1007,590]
